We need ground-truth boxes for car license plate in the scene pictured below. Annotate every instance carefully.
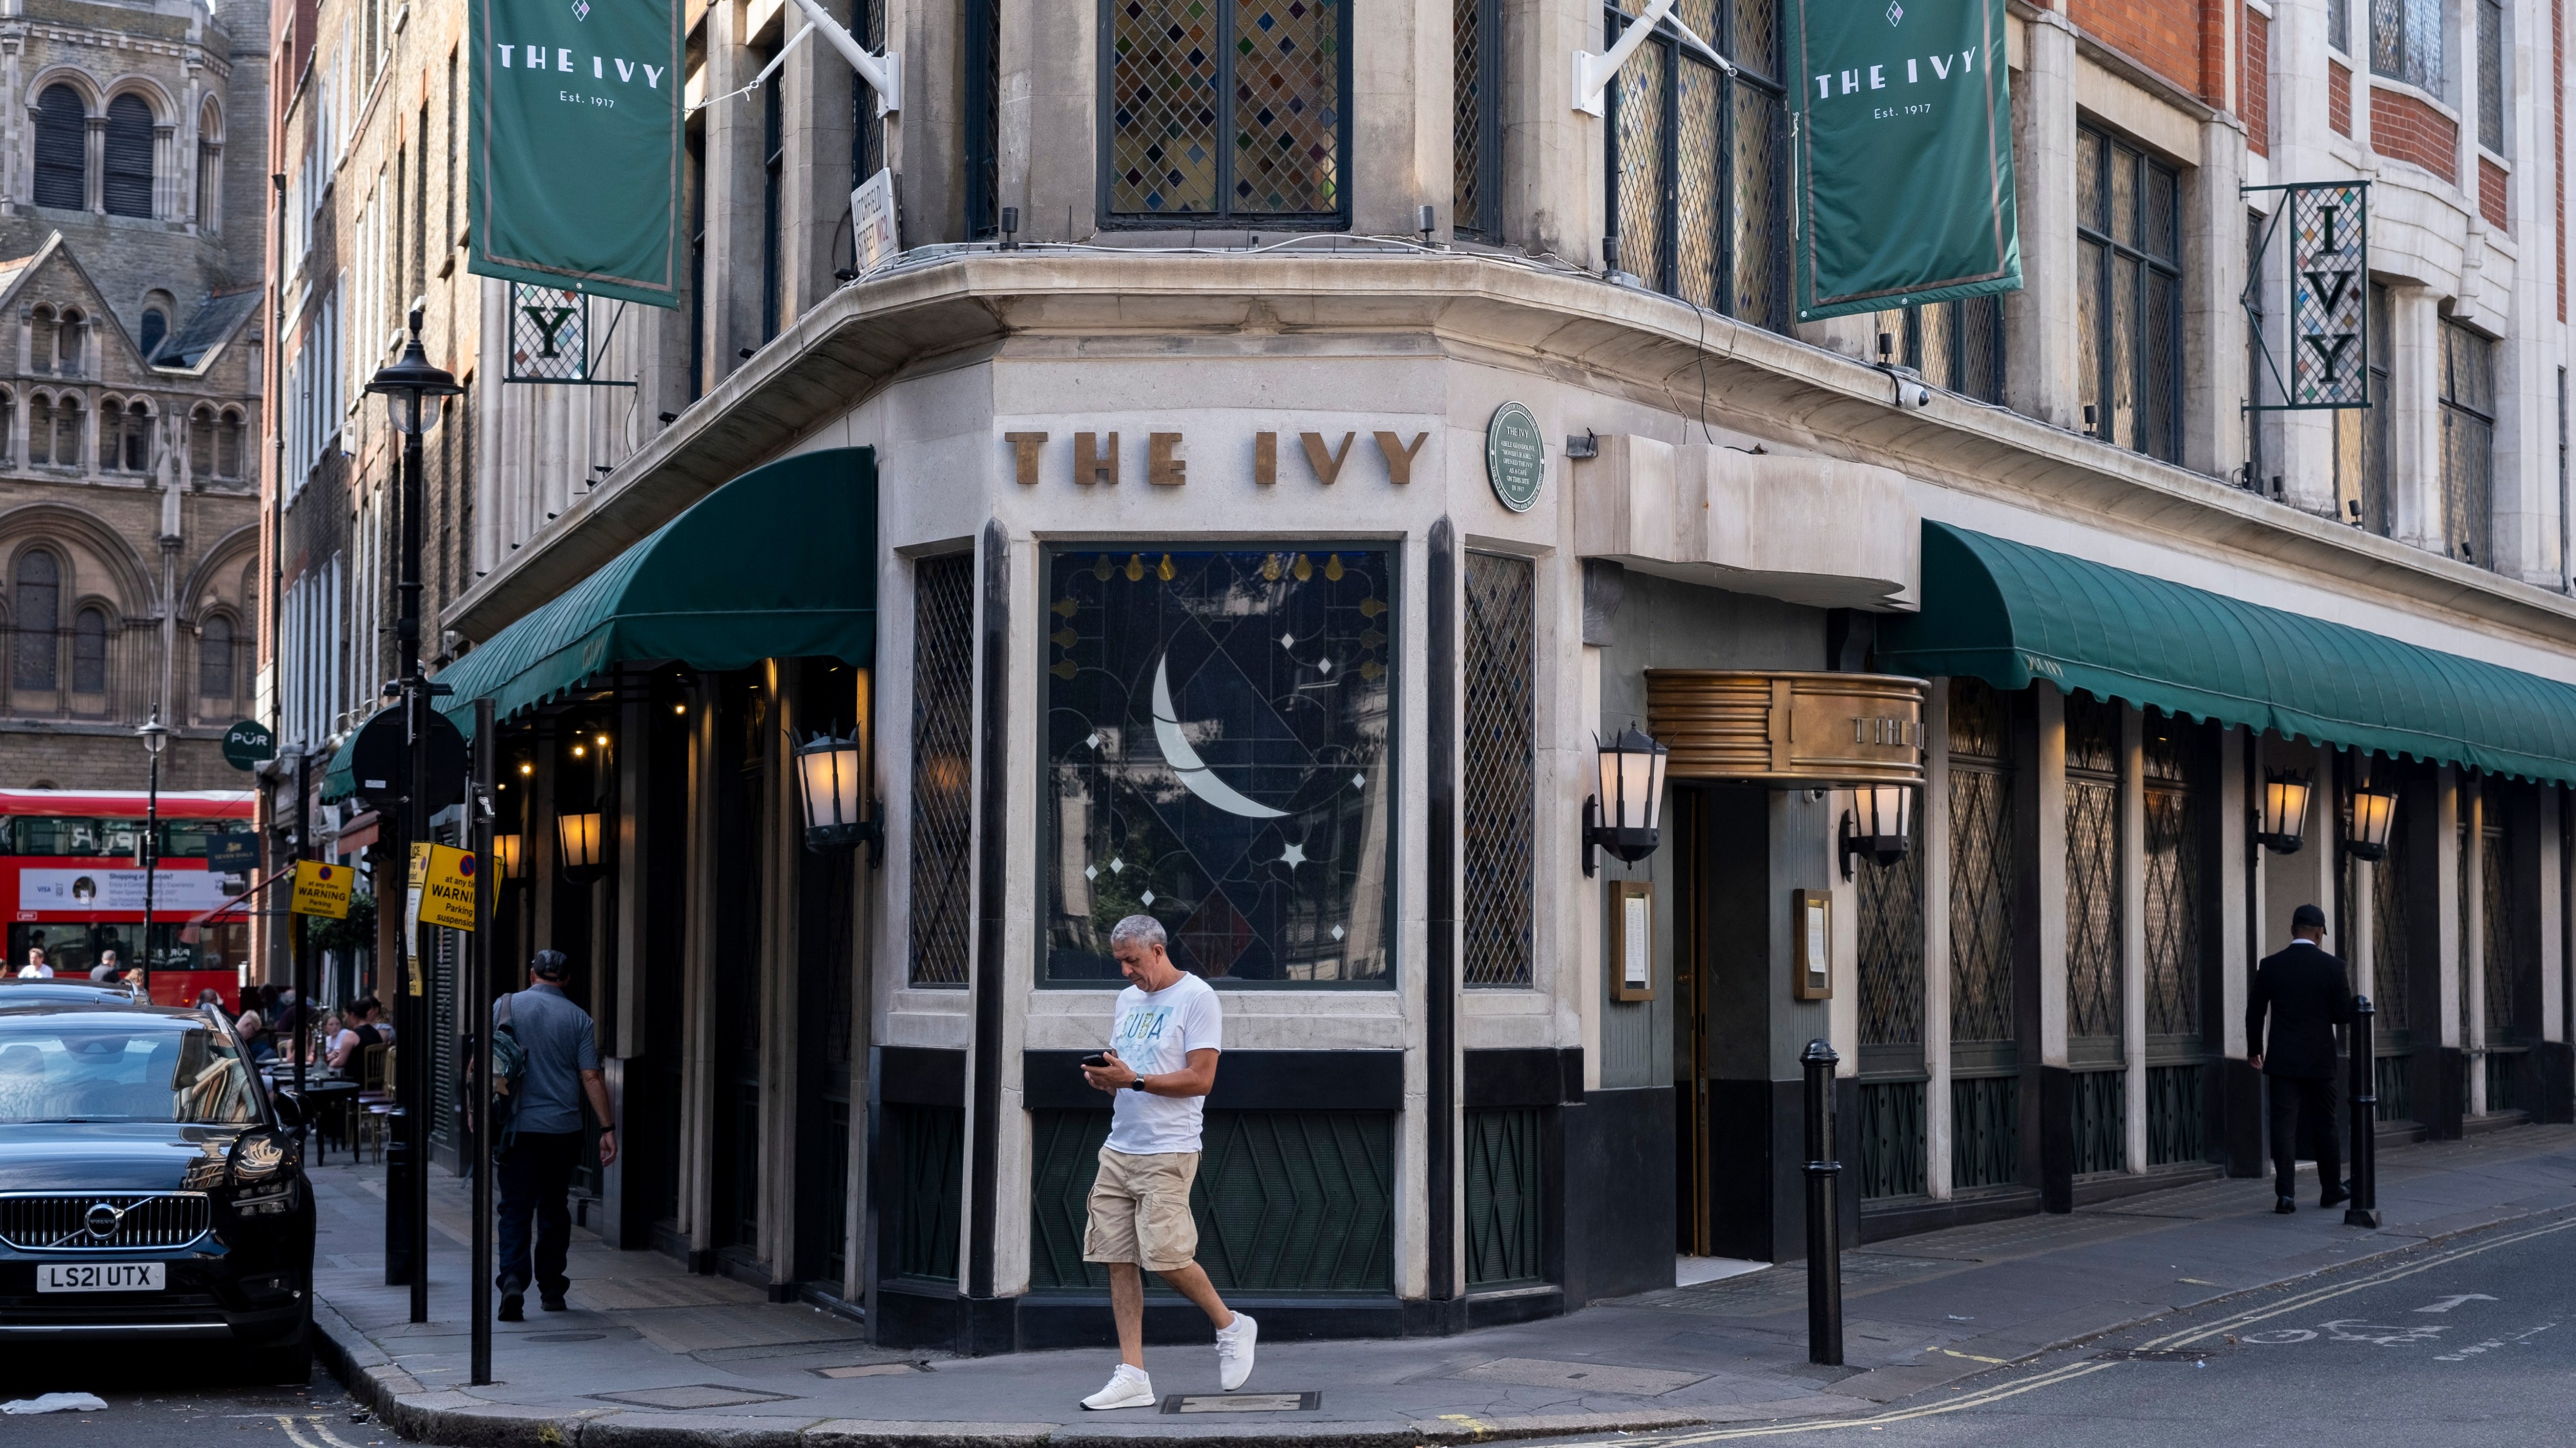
[38,1262,163,1292]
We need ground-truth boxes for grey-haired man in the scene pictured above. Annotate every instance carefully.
[1076,914,1256,1409]
[493,949,616,1321]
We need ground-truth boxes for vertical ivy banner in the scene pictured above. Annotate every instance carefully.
[1788,0,2021,321]
[470,0,684,309]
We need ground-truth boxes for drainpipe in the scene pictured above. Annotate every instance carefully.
[269,171,286,738]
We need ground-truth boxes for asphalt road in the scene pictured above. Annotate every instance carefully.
[0,1353,384,1448]
[1579,1207,2576,1448]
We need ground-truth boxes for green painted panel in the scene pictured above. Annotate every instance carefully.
[1029,1110,1394,1294]
[1857,1080,1927,1200]
[1951,1074,2018,1189]
[2146,1063,2205,1165]
[2071,1068,2126,1176]
[882,1103,963,1283]
[1465,1108,1544,1287]
[2374,1053,2413,1124]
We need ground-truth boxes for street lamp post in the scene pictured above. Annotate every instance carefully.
[137,708,169,999]
[365,309,462,1328]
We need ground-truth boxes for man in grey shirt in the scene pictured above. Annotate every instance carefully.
[494,950,617,1320]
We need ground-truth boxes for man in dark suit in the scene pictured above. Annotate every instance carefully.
[2247,903,2357,1213]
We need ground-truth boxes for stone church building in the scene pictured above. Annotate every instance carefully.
[0,0,267,791]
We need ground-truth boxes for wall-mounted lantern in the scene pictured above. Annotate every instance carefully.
[1838,783,1914,880]
[556,810,606,884]
[2346,779,2399,862]
[491,832,523,884]
[795,731,881,862]
[2256,770,2314,854]
[1584,724,1668,877]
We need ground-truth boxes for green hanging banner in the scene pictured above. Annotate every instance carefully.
[1787,0,2021,322]
[470,0,684,309]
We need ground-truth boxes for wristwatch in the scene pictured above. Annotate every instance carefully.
[1128,1072,1148,1092]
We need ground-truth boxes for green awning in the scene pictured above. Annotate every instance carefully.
[1877,522,2576,786]
[320,726,361,804]
[431,446,877,736]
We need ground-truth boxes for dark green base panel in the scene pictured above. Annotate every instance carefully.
[1560,1085,1674,1305]
[873,1286,1532,1353]
[2526,1043,2572,1124]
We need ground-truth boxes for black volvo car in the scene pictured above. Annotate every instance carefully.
[0,981,314,1379]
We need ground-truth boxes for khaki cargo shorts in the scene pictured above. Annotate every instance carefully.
[1082,1146,1200,1272]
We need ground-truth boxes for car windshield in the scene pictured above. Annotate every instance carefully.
[0,1014,257,1125]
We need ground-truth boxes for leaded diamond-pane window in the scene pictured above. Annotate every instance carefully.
[1105,0,1349,225]
[2370,794,2411,1031]
[1044,549,1395,984]
[1462,553,1535,988]
[1867,298,2006,403]
[908,554,978,987]
[2064,693,2121,1042]
[1603,0,1787,329]
[1454,0,1502,241]
[1857,814,1922,1047]
[1948,678,2016,1044]
[2142,711,2201,1038]
[2483,824,2518,1036]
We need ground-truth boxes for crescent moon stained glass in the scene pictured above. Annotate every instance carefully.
[1044,547,1396,984]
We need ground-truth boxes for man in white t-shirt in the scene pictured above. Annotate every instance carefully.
[1075,914,1255,1410]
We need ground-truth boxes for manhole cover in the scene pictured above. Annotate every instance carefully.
[813,1363,933,1379]
[527,1332,607,1343]
[1160,1392,1321,1413]
[589,1385,803,1410]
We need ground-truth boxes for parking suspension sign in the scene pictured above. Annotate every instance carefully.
[470,0,684,309]
[1788,0,2021,321]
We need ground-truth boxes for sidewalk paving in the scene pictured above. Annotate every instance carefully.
[307,1125,2576,1447]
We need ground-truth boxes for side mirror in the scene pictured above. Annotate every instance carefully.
[271,1091,305,1131]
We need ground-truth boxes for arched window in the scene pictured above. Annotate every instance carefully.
[29,306,56,376]
[189,405,215,478]
[32,85,86,210]
[27,396,53,466]
[197,614,232,699]
[57,310,82,374]
[11,549,61,689]
[196,100,222,231]
[139,309,167,359]
[217,409,245,479]
[121,402,150,473]
[53,395,83,466]
[72,605,108,695]
[104,95,154,219]
[0,389,13,465]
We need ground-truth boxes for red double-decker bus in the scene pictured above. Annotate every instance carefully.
[1,787,259,1009]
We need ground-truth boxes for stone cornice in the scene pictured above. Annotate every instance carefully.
[441,251,2576,666]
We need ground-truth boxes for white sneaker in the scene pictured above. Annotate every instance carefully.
[1081,1363,1156,1410]
[1216,1312,1258,1391]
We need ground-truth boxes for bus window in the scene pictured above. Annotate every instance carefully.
[160,820,256,858]
[2,816,144,857]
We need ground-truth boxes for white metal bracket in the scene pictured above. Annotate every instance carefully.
[1572,0,1734,116]
[784,0,900,115]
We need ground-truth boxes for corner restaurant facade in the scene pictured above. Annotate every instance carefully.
[412,255,2576,1353]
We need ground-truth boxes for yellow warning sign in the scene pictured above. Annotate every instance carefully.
[409,842,480,933]
[289,860,353,920]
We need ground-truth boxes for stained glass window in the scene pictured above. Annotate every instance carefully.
[1105,0,1348,225]
[1602,0,1786,330]
[1044,548,1395,985]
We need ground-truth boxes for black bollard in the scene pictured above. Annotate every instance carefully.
[384,1111,415,1286]
[2345,996,2380,1229]
[1802,1039,1844,1367]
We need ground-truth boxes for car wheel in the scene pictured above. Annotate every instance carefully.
[245,1334,313,1386]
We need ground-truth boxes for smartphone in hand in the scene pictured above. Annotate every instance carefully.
[1081,1053,1110,1070]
